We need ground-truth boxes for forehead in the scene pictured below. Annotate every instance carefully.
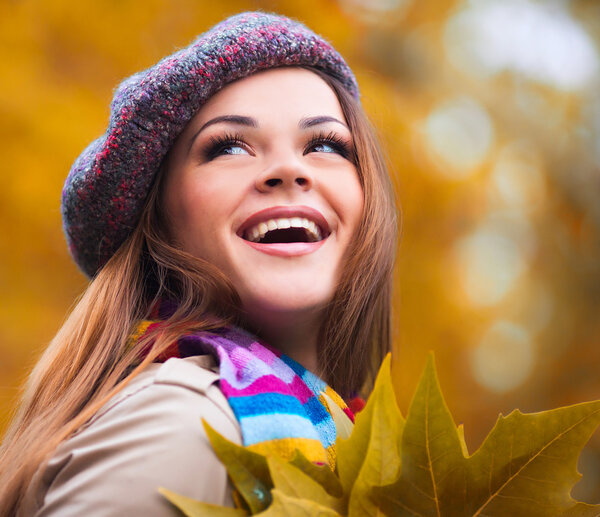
[193,67,345,124]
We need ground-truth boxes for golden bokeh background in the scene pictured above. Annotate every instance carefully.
[2,0,600,501]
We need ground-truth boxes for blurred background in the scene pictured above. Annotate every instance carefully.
[2,0,600,501]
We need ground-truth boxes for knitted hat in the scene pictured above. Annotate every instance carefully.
[62,11,359,278]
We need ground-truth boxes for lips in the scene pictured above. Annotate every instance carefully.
[246,217,322,243]
[237,206,331,257]
[238,206,330,244]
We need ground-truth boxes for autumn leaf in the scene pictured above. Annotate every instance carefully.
[465,401,600,516]
[457,424,469,457]
[337,354,405,516]
[335,384,376,495]
[266,456,344,513]
[163,354,600,516]
[561,503,600,516]
[159,487,248,516]
[373,354,467,516]
[202,420,272,513]
[289,450,344,498]
[323,391,354,441]
[374,354,600,516]
[255,489,343,516]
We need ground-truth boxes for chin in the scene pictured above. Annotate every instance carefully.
[239,286,334,320]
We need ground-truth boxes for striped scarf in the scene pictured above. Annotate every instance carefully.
[132,318,355,468]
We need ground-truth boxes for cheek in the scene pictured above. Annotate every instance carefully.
[163,172,224,254]
[348,177,365,227]
[330,168,364,229]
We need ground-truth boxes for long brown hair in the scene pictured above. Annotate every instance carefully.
[0,68,397,516]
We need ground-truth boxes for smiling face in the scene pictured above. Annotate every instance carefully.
[162,67,364,342]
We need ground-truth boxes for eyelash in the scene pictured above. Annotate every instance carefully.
[203,132,248,161]
[305,131,354,160]
[201,130,355,161]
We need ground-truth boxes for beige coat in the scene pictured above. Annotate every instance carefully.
[19,356,241,516]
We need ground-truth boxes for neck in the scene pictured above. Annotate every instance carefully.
[242,310,322,375]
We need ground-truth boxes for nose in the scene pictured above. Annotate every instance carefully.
[255,153,313,193]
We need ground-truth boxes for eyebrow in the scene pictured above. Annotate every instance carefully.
[298,116,348,130]
[188,115,257,152]
[197,115,258,133]
[188,114,349,152]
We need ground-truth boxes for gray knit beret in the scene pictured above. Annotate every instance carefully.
[62,11,359,277]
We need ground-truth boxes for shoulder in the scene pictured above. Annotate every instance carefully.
[89,354,238,439]
[22,356,240,517]
[78,354,239,445]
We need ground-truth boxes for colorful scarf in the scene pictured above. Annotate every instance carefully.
[132,317,355,468]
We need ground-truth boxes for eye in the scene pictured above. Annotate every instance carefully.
[310,142,337,154]
[304,131,354,161]
[203,133,250,161]
[220,145,247,155]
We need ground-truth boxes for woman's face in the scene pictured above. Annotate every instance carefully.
[163,67,363,329]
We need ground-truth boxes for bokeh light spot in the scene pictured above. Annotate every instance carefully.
[423,96,493,178]
[455,227,527,306]
[444,0,599,91]
[470,320,534,393]
[510,282,554,337]
[342,0,409,12]
[487,142,546,211]
[340,0,412,22]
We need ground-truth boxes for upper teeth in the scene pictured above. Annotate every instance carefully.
[246,217,323,243]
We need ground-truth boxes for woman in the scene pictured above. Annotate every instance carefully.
[0,11,397,516]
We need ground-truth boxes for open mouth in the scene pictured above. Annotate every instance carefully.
[243,217,326,244]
